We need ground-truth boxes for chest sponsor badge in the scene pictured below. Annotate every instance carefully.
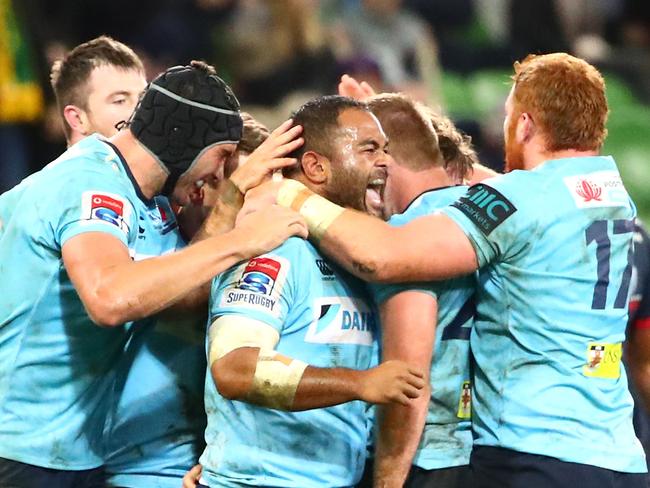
[451,184,517,236]
[305,296,375,346]
[81,191,132,235]
[456,380,472,419]
[583,342,622,379]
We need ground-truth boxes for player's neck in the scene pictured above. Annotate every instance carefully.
[395,165,453,214]
[523,138,599,170]
[67,132,84,147]
[110,131,167,200]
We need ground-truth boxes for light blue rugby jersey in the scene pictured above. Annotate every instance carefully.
[0,135,142,469]
[104,197,207,488]
[371,187,476,470]
[200,237,377,488]
[441,156,646,473]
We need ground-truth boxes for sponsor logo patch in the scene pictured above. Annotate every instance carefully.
[219,256,289,318]
[80,191,132,235]
[583,342,622,379]
[451,184,517,235]
[239,257,282,295]
[315,259,335,279]
[457,380,472,419]
[152,196,178,234]
[564,171,629,209]
[305,296,375,345]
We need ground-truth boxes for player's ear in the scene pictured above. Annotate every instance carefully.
[63,105,91,137]
[517,112,535,143]
[300,151,329,184]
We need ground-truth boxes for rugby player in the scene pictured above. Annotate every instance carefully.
[198,96,425,488]
[253,53,647,488]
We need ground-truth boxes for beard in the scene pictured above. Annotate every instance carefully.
[504,118,525,172]
[325,165,367,212]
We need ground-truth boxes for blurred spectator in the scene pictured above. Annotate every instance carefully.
[333,0,442,107]
[509,0,570,59]
[407,0,514,73]
[218,0,337,106]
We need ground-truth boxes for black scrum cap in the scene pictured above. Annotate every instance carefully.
[129,64,243,196]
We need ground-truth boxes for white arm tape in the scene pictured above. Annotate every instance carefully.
[208,314,308,410]
[247,349,308,410]
[208,315,280,365]
[277,179,345,241]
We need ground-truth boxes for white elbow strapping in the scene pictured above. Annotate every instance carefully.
[208,315,307,409]
[208,315,279,364]
[247,349,308,410]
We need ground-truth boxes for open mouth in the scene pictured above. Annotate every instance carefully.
[365,170,386,217]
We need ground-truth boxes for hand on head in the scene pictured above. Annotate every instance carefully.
[229,119,303,194]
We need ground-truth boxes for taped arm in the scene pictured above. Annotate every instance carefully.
[209,315,426,411]
[374,291,436,488]
[276,180,477,283]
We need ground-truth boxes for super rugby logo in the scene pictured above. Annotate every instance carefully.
[451,184,517,236]
[564,171,628,209]
[238,257,282,295]
[219,256,289,318]
[80,191,131,235]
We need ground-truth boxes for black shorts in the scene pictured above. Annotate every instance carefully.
[471,445,648,488]
[355,457,471,488]
[404,463,472,488]
[0,457,105,488]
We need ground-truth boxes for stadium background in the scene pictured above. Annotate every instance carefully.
[1,0,649,221]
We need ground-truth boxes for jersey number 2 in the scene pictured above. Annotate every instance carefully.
[585,219,634,310]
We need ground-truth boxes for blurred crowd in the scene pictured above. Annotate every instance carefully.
[2,0,649,207]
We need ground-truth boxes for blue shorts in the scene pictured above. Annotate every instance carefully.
[0,457,104,488]
[471,446,647,488]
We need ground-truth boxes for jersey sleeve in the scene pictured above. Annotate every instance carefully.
[440,177,531,268]
[209,239,301,333]
[54,169,138,248]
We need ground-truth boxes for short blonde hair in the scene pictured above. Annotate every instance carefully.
[367,93,443,171]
